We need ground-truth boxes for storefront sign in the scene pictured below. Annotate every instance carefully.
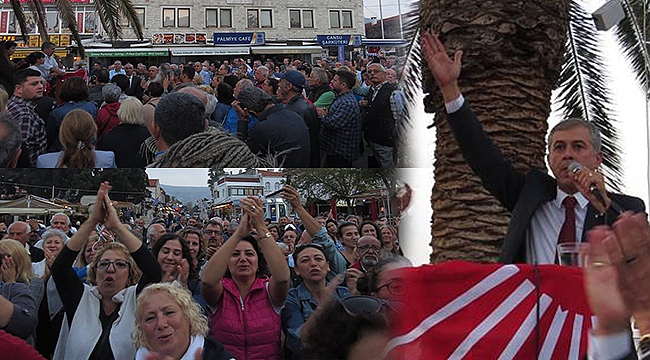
[170,47,250,56]
[86,50,170,57]
[212,32,265,45]
[152,33,207,45]
[316,35,362,46]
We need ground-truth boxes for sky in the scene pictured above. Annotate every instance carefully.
[403,0,650,265]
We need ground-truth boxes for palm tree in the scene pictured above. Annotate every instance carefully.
[417,0,650,262]
[9,0,143,55]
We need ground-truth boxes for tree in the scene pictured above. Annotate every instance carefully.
[286,169,394,214]
[207,168,226,189]
[419,0,650,263]
[10,0,143,55]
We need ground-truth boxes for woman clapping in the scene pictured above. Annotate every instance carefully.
[201,196,290,360]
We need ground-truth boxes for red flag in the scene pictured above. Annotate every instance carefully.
[387,261,593,359]
[330,198,337,220]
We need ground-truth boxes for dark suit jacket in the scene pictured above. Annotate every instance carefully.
[29,246,44,263]
[124,75,144,99]
[448,102,646,264]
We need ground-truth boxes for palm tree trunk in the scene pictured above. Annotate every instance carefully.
[422,0,571,262]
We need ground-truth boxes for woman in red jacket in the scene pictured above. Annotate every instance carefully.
[201,196,290,360]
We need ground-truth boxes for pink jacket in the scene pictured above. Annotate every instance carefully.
[210,277,282,360]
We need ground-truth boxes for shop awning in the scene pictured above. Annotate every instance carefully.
[12,48,67,59]
[86,48,170,57]
[251,45,323,55]
[169,47,250,56]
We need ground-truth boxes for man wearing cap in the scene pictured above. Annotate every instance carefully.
[236,86,310,167]
[276,70,320,168]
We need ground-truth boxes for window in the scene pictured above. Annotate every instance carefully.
[178,8,190,27]
[330,10,353,28]
[303,10,313,28]
[342,11,352,28]
[220,9,232,27]
[290,9,313,28]
[206,9,218,27]
[206,8,231,27]
[247,9,272,28]
[261,10,272,27]
[274,182,280,190]
[162,8,189,28]
[290,10,300,28]
[135,8,145,27]
[162,8,175,27]
[125,7,144,28]
[265,182,271,192]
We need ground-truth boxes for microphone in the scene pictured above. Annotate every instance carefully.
[568,161,624,215]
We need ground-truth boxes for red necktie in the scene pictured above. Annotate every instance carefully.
[558,196,577,243]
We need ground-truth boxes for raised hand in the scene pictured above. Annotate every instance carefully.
[241,197,265,231]
[280,185,302,209]
[571,167,609,214]
[345,268,364,295]
[421,31,463,102]
[89,182,112,225]
[1,256,16,283]
[176,259,190,286]
[584,226,629,335]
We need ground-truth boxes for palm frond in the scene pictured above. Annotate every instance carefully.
[555,0,622,190]
[115,0,143,40]
[27,0,47,42]
[614,0,650,94]
[56,0,84,57]
[93,0,122,42]
[8,0,28,43]
[394,5,423,167]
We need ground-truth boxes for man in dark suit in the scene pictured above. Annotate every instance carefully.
[123,62,144,100]
[361,63,397,168]
[421,31,645,265]
[7,221,44,262]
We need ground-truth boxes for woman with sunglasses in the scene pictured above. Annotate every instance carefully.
[201,196,290,360]
[304,295,392,360]
[51,182,161,360]
[282,242,349,359]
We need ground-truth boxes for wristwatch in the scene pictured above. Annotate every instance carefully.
[260,232,272,240]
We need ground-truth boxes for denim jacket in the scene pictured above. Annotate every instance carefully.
[281,282,350,355]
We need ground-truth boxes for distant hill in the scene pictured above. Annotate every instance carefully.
[160,184,212,203]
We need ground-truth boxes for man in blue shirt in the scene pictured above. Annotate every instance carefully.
[317,70,362,167]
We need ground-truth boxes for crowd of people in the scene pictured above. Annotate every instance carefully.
[0,39,406,168]
[0,182,409,359]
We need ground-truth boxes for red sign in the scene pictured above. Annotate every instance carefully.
[0,12,6,34]
[389,262,593,359]
[77,12,84,34]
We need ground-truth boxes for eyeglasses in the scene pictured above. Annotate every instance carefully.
[96,259,130,270]
[357,244,381,252]
[375,280,406,296]
[338,296,391,317]
[204,230,222,235]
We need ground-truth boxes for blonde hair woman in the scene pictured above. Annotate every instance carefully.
[0,238,44,309]
[133,282,234,360]
[36,109,116,168]
[96,96,151,167]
